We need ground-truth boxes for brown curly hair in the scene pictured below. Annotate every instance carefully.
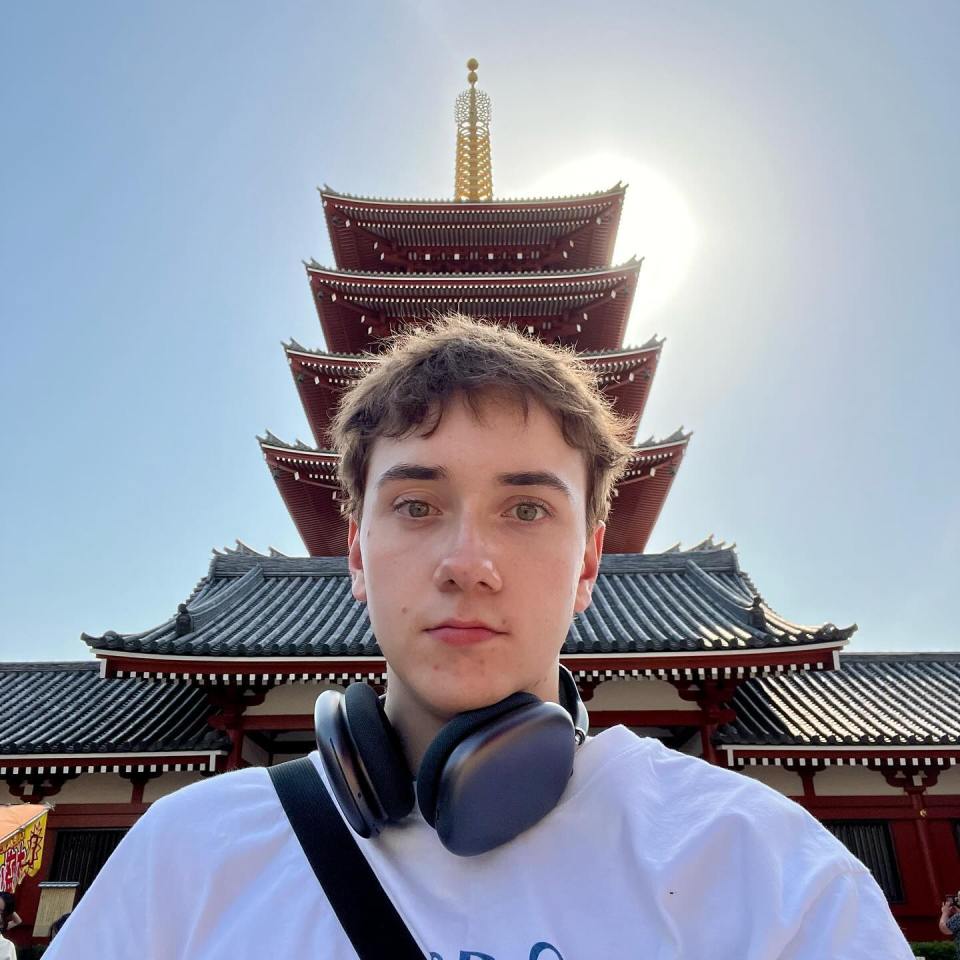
[329,314,634,529]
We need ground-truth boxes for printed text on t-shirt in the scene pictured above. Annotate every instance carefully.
[429,943,564,960]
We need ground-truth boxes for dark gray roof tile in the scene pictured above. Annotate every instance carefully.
[0,663,229,755]
[84,548,853,658]
[717,654,960,747]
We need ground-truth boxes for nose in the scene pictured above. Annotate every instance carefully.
[432,516,503,593]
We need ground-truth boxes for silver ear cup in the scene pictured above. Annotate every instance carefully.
[314,690,384,838]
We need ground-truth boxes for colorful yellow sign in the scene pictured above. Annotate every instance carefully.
[0,805,48,892]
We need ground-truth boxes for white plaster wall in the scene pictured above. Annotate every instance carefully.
[589,678,699,711]
[736,765,804,797]
[54,774,132,804]
[143,772,206,803]
[246,682,345,716]
[812,765,903,797]
[927,763,960,796]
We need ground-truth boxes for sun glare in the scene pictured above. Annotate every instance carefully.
[511,154,699,337]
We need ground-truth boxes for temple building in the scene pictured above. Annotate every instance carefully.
[4,62,958,949]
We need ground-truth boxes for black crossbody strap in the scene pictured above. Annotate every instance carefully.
[268,757,426,960]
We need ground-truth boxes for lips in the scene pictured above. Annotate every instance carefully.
[425,620,504,647]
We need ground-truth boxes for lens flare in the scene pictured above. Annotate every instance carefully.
[513,153,699,339]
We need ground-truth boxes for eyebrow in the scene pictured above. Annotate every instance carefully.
[496,471,574,501]
[375,463,572,502]
[375,463,448,489]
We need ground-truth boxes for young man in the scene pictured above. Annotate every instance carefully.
[48,315,912,958]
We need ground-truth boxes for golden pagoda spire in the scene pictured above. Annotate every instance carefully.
[454,58,493,202]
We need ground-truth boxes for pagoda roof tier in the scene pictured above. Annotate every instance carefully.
[0,662,228,773]
[605,431,690,553]
[259,430,689,557]
[716,653,960,770]
[320,184,626,273]
[284,338,664,447]
[85,547,853,681]
[259,434,345,557]
[284,346,368,448]
[306,262,642,355]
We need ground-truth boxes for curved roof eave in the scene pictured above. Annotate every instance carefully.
[318,183,626,207]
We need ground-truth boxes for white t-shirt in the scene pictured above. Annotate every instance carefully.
[46,726,912,959]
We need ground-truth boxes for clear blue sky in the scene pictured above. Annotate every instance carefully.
[1,2,957,662]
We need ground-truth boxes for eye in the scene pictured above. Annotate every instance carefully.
[393,499,434,519]
[509,502,549,522]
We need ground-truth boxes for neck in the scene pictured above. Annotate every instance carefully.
[383,669,562,776]
[383,685,449,776]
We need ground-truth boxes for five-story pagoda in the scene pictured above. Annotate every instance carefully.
[260,61,688,557]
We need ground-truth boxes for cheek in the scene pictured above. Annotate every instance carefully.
[515,557,581,621]
[363,519,422,566]
[541,548,584,593]
[365,577,415,645]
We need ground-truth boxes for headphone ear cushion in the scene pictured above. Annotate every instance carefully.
[416,691,540,827]
[343,683,415,822]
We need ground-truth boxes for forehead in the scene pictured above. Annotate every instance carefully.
[366,393,588,489]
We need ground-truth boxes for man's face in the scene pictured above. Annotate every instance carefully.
[347,393,604,720]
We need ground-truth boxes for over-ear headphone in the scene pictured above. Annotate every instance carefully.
[314,665,589,857]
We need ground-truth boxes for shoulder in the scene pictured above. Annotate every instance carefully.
[68,764,291,909]
[577,731,906,947]
[589,726,791,810]
[150,763,273,815]
[610,730,819,820]
[947,911,960,934]
[584,728,863,873]
[131,764,279,849]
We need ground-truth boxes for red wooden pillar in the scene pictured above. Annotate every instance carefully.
[207,689,267,772]
[673,679,740,766]
[909,791,940,905]
[227,729,244,771]
[799,768,819,803]
[700,720,718,765]
[885,768,941,905]
[222,704,246,772]
[125,773,159,806]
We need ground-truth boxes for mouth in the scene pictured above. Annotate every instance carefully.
[425,620,505,647]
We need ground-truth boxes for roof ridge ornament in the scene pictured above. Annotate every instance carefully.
[259,429,285,447]
[748,595,768,631]
[454,58,493,202]
[176,565,266,637]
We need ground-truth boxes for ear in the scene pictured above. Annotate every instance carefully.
[573,523,605,614]
[347,517,367,602]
